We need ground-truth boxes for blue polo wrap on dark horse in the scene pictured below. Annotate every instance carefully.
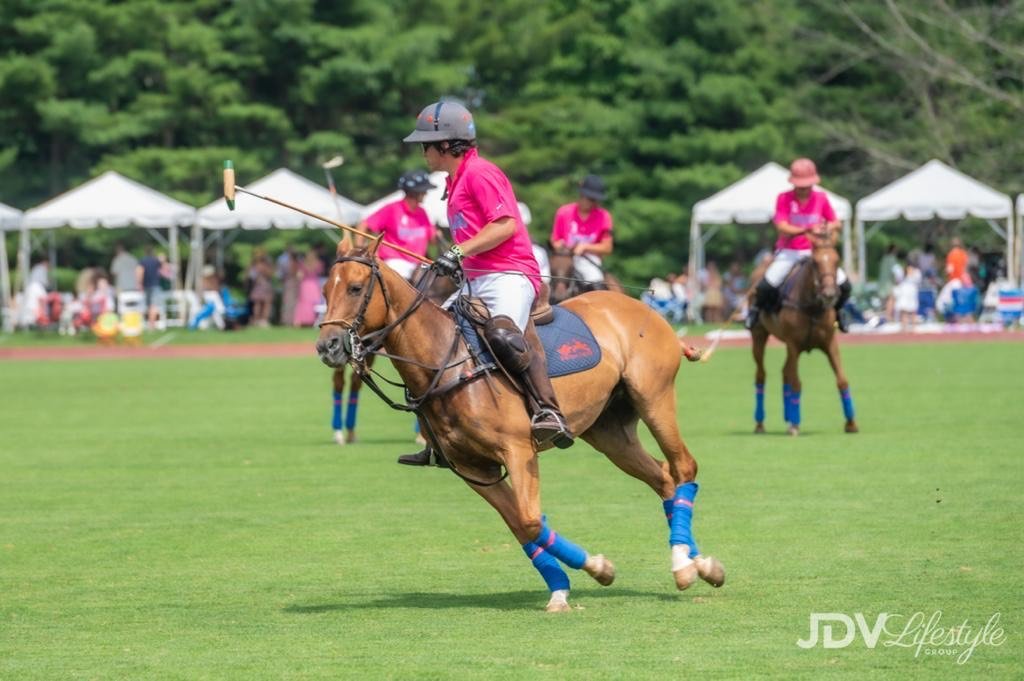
[454,306,601,377]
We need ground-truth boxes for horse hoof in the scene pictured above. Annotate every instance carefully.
[333,430,346,446]
[545,590,571,613]
[787,425,799,437]
[695,555,725,588]
[584,554,616,586]
[673,564,698,590]
[754,423,765,434]
[845,421,859,434]
[345,430,357,444]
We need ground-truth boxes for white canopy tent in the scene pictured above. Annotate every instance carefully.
[19,170,195,293]
[192,168,363,290]
[688,162,853,312]
[1,202,22,331]
[855,159,1016,284]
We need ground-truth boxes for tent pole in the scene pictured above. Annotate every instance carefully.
[191,224,204,293]
[842,218,853,281]
[169,224,181,291]
[856,219,867,284]
[687,217,699,322]
[0,231,10,332]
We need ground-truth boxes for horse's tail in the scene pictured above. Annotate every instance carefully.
[677,328,725,364]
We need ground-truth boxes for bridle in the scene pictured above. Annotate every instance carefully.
[318,253,508,486]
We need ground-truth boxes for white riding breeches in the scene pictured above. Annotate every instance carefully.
[573,255,604,284]
[765,249,847,287]
[383,258,419,281]
[442,272,536,332]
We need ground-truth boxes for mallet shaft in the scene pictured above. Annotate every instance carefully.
[233,186,433,264]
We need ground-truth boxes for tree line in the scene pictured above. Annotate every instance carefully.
[1,0,1020,282]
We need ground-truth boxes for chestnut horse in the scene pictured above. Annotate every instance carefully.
[330,268,455,444]
[316,243,724,612]
[750,229,858,436]
[547,247,623,304]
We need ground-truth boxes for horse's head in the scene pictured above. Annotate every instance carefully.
[547,245,576,304]
[315,239,391,368]
[809,228,840,306]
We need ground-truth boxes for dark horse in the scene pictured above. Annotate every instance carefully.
[750,229,858,436]
[547,247,624,304]
[316,241,724,612]
[330,267,455,444]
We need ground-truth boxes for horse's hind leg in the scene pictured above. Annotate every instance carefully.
[825,336,858,433]
[752,328,768,433]
[586,390,724,591]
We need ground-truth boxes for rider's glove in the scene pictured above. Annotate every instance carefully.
[432,244,464,278]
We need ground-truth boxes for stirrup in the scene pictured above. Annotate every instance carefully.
[744,309,759,330]
[531,411,574,449]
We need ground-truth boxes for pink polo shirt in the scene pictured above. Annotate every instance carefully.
[551,203,613,247]
[364,198,437,263]
[773,189,836,251]
[445,148,541,293]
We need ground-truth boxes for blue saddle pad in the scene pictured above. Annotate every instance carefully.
[454,306,602,378]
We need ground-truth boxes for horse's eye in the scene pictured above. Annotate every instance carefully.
[347,283,364,295]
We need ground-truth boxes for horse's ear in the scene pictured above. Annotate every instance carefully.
[367,233,384,257]
[336,232,353,258]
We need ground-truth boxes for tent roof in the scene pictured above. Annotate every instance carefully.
[692,162,851,225]
[856,159,1011,222]
[0,201,21,231]
[197,168,363,230]
[22,170,195,230]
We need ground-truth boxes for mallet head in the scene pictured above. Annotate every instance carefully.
[223,160,236,210]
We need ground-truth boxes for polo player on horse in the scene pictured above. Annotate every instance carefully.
[549,174,614,289]
[745,158,852,332]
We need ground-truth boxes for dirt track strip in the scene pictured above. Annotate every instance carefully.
[2,330,1022,362]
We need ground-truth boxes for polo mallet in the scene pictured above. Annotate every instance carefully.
[222,160,430,264]
[320,155,351,250]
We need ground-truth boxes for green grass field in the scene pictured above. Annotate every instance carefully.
[1,342,1020,679]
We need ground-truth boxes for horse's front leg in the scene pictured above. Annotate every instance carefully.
[751,328,769,434]
[782,343,802,436]
[467,447,614,612]
[825,336,858,433]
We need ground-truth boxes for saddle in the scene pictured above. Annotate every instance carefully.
[777,260,812,311]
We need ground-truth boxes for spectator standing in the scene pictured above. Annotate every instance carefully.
[137,247,163,329]
[279,250,300,326]
[28,257,50,289]
[292,250,324,327]
[893,259,921,330]
[247,251,274,327]
[877,244,899,320]
[945,237,968,282]
[110,244,139,295]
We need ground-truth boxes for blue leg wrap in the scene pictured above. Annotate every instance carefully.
[839,387,855,421]
[344,392,359,431]
[790,389,801,426]
[522,542,570,592]
[783,383,793,423]
[331,391,342,430]
[536,525,587,570]
[754,382,765,423]
[413,419,421,434]
[662,498,673,527]
[669,482,699,558]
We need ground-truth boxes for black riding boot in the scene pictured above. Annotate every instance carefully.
[397,447,449,468]
[485,316,574,449]
[745,280,779,330]
[835,280,853,333]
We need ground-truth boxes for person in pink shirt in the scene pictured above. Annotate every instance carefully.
[550,175,614,285]
[745,158,852,331]
[401,99,573,464]
[357,169,439,281]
